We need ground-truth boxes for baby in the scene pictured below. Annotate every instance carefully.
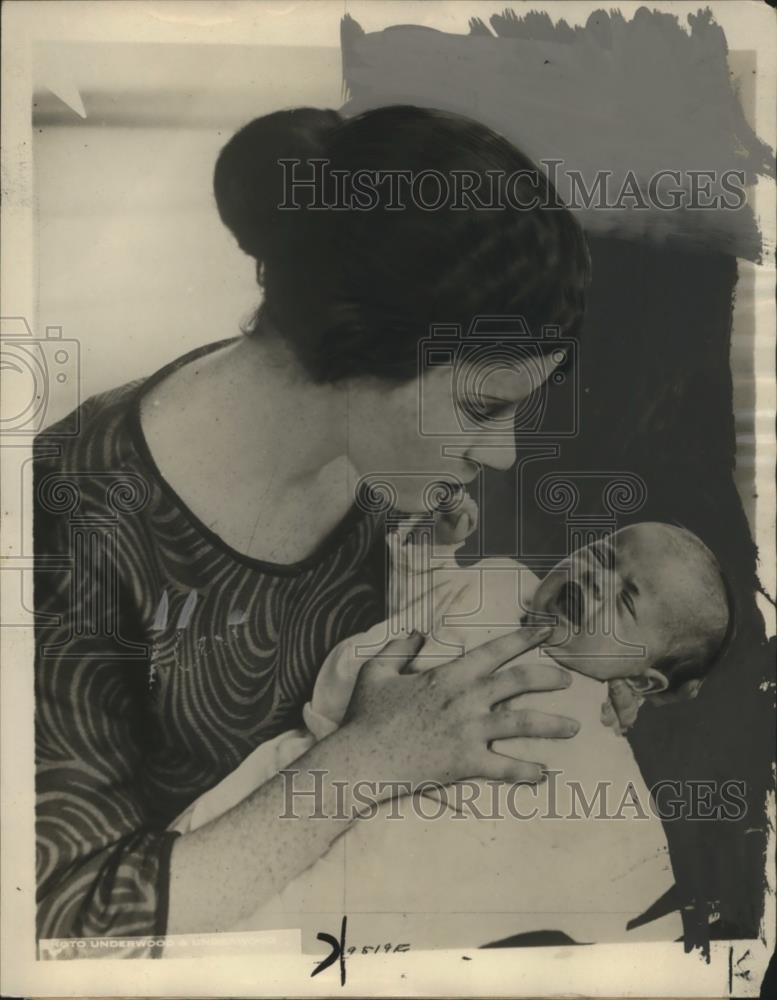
[170,503,730,947]
[522,518,731,705]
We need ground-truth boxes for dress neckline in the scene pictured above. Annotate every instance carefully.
[127,337,369,577]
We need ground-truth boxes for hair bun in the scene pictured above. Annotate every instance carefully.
[214,108,342,261]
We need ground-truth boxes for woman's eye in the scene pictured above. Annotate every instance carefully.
[478,404,512,423]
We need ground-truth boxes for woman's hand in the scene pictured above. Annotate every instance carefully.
[168,626,577,934]
[342,627,579,790]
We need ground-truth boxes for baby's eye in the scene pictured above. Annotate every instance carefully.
[620,591,637,619]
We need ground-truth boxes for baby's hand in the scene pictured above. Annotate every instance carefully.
[433,492,479,547]
[600,679,643,734]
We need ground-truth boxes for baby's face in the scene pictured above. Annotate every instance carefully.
[527,523,701,682]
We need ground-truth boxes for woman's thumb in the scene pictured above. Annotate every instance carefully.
[367,630,426,676]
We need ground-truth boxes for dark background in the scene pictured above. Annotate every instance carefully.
[344,8,775,952]
[472,234,775,947]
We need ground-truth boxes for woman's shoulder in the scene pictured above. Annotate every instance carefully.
[33,339,237,478]
[32,378,155,546]
[34,377,146,477]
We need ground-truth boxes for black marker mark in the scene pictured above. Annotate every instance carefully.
[311,915,347,986]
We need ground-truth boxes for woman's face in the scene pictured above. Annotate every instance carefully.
[345,352,559,514]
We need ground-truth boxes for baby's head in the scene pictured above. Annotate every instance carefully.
[526,523,731,702]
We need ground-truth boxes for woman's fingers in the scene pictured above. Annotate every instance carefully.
[486,706,580,741]
[365,631,426,678]
[481,753,546,785]
[485,659,572,704]
[450,625,553,681]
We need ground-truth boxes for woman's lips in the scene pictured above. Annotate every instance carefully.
[454,458,481,486]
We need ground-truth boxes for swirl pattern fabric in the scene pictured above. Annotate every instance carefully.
[34,342,385,943]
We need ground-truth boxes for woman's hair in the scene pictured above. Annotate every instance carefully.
[214,105,591,383]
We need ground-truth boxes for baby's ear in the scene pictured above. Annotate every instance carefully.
[649,677,703,707]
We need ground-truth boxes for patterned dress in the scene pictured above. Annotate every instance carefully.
[34,341,386,942]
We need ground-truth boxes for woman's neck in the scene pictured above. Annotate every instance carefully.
[165,334,350,492]
[139,333,359,562]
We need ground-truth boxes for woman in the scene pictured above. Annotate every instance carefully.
[34,105,627,942]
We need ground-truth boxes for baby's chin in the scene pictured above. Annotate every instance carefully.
[539,643,619,683]
[518,608,624,682]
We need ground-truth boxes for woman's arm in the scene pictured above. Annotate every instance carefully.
[36,649,180,941]
[34,476,177,942]
[167,722,379,932]
[167,626,579,933]
[170,728,316,834]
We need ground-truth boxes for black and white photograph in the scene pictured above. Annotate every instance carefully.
[1,1,775,996]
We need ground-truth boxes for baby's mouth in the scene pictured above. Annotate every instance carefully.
[554,580,585,629]
[521,579,586,631]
